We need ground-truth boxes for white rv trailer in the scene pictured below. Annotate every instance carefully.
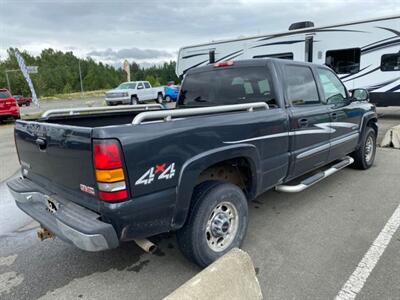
[176,15,400,106]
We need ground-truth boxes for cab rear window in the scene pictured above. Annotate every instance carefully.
[0,91,11,99]
[178,67,277,108]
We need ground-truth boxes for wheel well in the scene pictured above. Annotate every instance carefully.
[366,118,378,135]
[131,94,137,99]
[197,158,253,198]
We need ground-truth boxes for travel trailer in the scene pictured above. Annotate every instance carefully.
[176,15,400,106]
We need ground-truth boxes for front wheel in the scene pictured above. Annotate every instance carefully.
[130,96,138,105]
[176,181,248,267]
[351,126,376,170]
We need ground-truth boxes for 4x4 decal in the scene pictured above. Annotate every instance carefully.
[135,163,176,185]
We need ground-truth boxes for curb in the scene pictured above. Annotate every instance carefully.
[164,248,263,300]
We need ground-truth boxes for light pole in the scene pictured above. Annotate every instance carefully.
[78,60,84,98]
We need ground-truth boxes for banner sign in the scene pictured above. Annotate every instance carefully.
[15,49,39,106]
[123,60,130,82]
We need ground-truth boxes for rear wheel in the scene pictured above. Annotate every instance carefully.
[176,181,248,267]
[156,93,163,104]
[351,126,376,170]
[165,95,172,102]
[26,102,30,106]
[130,96,138,105]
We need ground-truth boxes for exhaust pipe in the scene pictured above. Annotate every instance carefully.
[134,238,157,253]
[37,227,54,241]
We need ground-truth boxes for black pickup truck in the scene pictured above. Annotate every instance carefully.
[8,59,377,267]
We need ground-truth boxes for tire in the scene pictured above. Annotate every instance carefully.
[176,181,248,267]
[156,93,163,104]
[165,95,171,102]
[130,96,138,105]
[26,102,30,106]
[351,126,376,170]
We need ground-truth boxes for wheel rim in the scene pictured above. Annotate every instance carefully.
[132,98,137,105]
[205,201,239,252]
[157,95,163,103]
[166,96,171,102]
[365,135,374,163]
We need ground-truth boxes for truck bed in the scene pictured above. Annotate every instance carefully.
[44,110,153,127]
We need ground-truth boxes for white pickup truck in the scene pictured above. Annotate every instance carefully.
[105,81,165,105]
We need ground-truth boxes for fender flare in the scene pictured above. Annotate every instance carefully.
[171,144,261,230]
[358,111,378,146]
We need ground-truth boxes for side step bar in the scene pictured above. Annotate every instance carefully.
[275,156,354,193]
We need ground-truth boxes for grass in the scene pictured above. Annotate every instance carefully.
[40,89,107,101]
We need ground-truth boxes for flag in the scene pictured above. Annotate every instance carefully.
[15,49,39,106]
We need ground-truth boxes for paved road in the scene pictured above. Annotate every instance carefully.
[0,101,399,299]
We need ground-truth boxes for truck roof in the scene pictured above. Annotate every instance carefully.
[185,58,331,75]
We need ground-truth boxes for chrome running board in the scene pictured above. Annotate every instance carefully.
[275,156,354,193]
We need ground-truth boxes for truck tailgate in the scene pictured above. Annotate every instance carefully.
[14,120,99,211]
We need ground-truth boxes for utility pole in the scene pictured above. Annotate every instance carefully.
[78,59,84,98]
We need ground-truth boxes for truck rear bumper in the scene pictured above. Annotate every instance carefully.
[7,177,119,252]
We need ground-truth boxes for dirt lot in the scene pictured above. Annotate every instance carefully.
[0,101,399,299]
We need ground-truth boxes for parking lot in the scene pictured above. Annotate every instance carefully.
[0,101,399,299]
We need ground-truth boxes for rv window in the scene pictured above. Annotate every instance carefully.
[253,53,294,60]
[285,65,320,106]
[178,67,278,108]
[325,48,360,74]
[381,53,400,71]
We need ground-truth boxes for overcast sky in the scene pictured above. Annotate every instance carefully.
[1,0,399,67]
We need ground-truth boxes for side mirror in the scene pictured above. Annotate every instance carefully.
[351,88,369,102]
[137,86,143,90]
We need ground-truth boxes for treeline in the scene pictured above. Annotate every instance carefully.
[0,48,179,97]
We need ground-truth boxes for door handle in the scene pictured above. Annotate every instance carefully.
[298,118,309,127]
[35,138,47,150]
[330,112,338,120]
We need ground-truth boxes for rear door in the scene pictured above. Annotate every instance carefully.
[284,64,331,178]
[316,67,362,161]
[143,81,153,100]
[14,121,99,211]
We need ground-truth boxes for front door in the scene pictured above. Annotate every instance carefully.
[316,67,361,161]
[284,64,331,178]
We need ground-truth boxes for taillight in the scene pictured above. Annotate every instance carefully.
[93,139,128,202]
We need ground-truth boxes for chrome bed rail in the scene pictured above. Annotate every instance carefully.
[41,103,163,118]
[132,102,269,125]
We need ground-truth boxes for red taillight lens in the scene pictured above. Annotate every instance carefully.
[93,139,128,202]
[93,140,123,169]
[98,190,128,202]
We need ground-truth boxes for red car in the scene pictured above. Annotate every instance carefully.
[14,95,32,106]
[0,89,20,121]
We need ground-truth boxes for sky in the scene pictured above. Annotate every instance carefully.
[1,0,399,68]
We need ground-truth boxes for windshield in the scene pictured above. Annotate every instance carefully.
[178,66,275,107]
[116,82,136,90]
[0,91,11,99]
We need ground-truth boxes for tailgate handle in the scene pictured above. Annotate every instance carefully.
[35,138,47,150]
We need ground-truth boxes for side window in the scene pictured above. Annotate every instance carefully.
[137,82,144,89]
[285,65,320,106]
[317,68,347,104]
[381,53,400,71]
[325,48,361,74]
[144,82,151,88]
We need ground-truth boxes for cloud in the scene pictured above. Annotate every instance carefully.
[1,0,399,65]
[87,47,173,60]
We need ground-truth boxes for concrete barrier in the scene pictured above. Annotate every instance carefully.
[381,125,400,149]
[164,248,263,300]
